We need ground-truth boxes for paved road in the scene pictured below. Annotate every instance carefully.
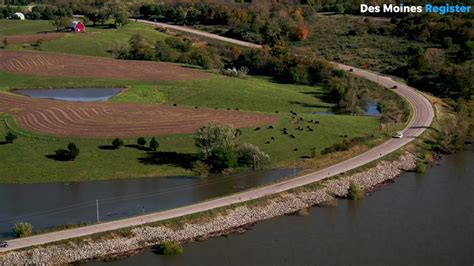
[136,19,263,49]
[0,25,434,253]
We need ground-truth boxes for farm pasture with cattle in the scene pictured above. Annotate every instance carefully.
[0,19,395,184]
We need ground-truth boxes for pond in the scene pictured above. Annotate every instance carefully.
[12,88,122,102]
[312,102,381,116]
[0,168,300,239]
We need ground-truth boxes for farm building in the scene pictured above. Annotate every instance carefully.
[13,12,25,20]
[69,21,86,33]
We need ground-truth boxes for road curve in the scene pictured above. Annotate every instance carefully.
[136,19,263,49]
[0,26,434,253]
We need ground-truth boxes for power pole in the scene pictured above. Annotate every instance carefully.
[293,159,296,176]
[96,199,100,223]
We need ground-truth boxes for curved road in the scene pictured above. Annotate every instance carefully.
[0,25,434,253]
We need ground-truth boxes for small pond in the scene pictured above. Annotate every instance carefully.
[312,102,381,116]
[13,88,122,102]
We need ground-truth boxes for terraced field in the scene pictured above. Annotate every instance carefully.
[0,50,208,81]
[0,93,277,138]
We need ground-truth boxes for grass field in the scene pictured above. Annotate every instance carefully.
[3,21,167,57]
[0,19,393,184]
[0,111,379,183]
[0,71,331,113]
[0,69,383,183]
[0,20,55,36]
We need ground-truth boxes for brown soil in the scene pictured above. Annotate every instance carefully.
[0,92,277,138]
[0,50,208,81]
[0,33,64,44]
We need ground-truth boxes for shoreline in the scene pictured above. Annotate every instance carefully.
[0,152,417,264]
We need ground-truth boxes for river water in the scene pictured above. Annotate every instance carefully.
[0,169,298,239]
[89,148,473,266]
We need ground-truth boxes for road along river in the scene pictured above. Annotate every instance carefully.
[0,61,434,252]
[90,147,473,266]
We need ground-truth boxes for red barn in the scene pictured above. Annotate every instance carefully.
[69,21,86,33]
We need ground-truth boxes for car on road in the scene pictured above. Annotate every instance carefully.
[392,85,398,89]
[393,132,404,138]
[0,241,8,248]
[349,68,354,72]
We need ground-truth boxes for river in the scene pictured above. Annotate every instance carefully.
[0,169,298,238]
[88,148,473,266]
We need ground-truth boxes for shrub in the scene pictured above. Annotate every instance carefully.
[416,161,426,173]
[347,181,363,200]
[112,138,124,149]
[157,242,183,256]
[137,137,147,147]
[191,161,209,177]
[5,132,17,143]
[236,143,270,168]
[150,137,159,152]
[12,222,33,238]
[68,142,80,161]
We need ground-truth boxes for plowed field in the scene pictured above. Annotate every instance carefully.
[0,50,208,81]
[0,93,277,138]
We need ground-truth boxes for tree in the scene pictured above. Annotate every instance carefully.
[12,222,33,238]
[129,34,153,60]
[68,142,80,161]
[5,132,17,143]
[51,16,69,31]
[137,137,147,147]
[195,122,239,160]
[209,147,237,171]
[335,4,345,14]
[150,137,159,152]
[237,143,270,168]
[112,138,124,149]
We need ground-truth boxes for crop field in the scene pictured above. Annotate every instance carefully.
[1,32,64,44]
[0,92,277,138]
[0,50,208,81]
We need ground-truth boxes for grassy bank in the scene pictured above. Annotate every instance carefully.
[2,21,167,58]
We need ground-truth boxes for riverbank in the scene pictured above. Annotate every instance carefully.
[0,152,416,264]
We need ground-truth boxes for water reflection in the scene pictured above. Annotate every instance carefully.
[13,88,122,102]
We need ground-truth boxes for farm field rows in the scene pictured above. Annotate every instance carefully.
[0,50,207,81]
[0,92,277,138]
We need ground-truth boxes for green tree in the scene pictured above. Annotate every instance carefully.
[236,143,270,168]
[112,138,124,149]
[12,222,33,238]
[68,142,80,161]
[195,122,239,160]
[137,137,147,147]
[209,147,237,171]
[150,137,159,152]
[5,132,17,143]
[51,16,69,31]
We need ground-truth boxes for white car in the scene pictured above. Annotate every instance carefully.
[393,132,404,138]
